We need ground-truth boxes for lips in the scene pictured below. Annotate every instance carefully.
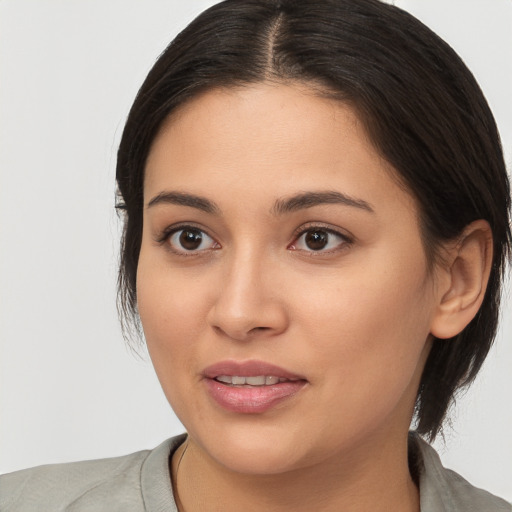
[202,360,307,414]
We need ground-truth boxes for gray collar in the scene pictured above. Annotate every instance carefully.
[411,433,511,511]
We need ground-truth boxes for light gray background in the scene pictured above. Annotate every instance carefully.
[1,0,511,501]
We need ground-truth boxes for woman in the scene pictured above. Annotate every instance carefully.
[1,0,510,510]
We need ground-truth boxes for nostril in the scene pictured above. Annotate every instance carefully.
[207,298,289,341]
[211,324,273,341]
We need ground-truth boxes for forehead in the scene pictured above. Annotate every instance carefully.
[144,82,414,216]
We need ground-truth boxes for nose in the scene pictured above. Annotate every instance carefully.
[206,251,289,342]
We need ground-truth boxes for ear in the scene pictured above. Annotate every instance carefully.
[430,220,493,340]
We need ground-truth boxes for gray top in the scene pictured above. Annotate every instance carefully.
[1,433,510,511]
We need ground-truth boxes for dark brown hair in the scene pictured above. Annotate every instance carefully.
[116,0,511,440]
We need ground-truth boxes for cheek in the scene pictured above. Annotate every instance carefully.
[292,255,433,404]
[297,258,430,339]
[136,259,213,422]
[136,252,209,370]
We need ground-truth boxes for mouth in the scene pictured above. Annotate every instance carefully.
[214,375,299,386]
[202,360,307,413]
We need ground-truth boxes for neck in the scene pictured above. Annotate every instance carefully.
[171,431,420,512]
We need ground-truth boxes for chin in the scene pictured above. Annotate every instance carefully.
[190,424,311,476]
[212,443,303,476]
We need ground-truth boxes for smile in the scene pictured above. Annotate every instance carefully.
[215,375,295,386]
[203,361,307,413]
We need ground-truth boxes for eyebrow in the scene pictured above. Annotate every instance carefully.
[272,191,374,215]
[147,191,220,214]
[147,189,374,216]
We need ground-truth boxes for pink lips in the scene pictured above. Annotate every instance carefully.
[202,360,307,414]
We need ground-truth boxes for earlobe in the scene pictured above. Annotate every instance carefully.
[430,220,493,340]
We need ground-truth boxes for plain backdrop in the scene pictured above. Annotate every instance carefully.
[1,0,511,502]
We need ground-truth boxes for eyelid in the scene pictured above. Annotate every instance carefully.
[156,223,220,255]
[155,221,202,243]
[289,222,354,253]
[292,222,354,240]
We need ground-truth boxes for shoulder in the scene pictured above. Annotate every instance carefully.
[0,435,184,512]
[411,433,512,512]
[0,450,149,512]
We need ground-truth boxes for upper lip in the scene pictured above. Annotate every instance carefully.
[202,360,306,381]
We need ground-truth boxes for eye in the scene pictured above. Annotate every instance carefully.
[166,227,219,254]
[289,227,350,253]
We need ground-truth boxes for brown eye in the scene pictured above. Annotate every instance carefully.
[179,229,203,250]
[304,230,329,251]
[290,227,350,253]
[168,227,218,253]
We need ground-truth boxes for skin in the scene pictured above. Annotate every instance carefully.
[137,82,492,511]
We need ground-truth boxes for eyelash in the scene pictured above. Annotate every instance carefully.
[156,224,219,256]
[156,223,353,256]
[289,223,353,255]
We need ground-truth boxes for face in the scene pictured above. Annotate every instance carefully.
[138,83,439,475]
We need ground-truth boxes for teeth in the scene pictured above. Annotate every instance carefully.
[215,375,285,386]
[246,376,266,385]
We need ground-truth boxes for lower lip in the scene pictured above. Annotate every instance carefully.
[204,378,306,414]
